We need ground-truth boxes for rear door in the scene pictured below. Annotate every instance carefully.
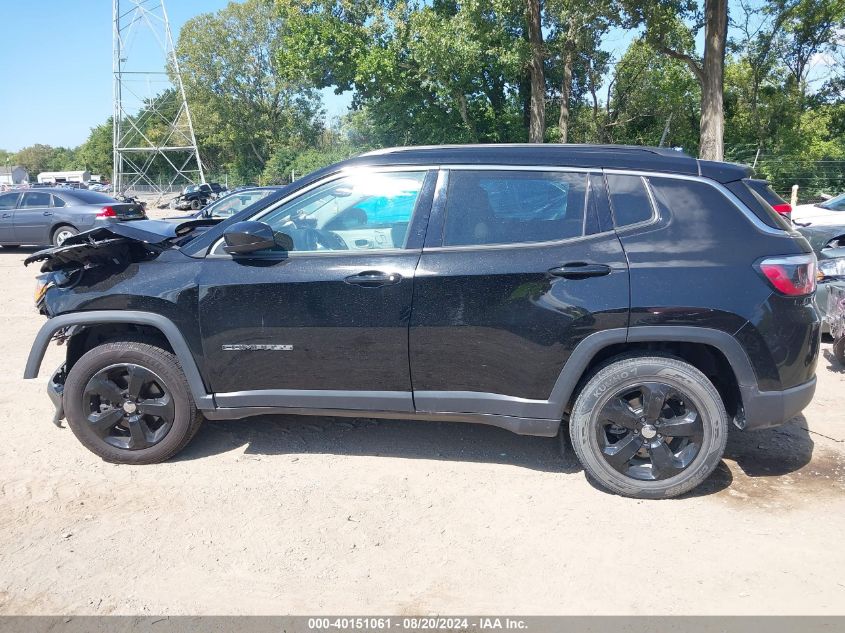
[13,191,54,244]
[409,168,629,419]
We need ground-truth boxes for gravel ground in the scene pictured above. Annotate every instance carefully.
[0,244,844,615]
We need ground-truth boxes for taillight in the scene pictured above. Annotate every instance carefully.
[97,206,117,218]
[757,254,817,296]
[772,203,792,215]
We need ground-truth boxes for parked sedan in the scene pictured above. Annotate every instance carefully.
[0,188,146,247]
[797,224,845,333]
[164,186,281,221]
[792,192,845,226]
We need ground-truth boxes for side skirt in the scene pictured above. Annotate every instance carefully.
[202,406,561,437]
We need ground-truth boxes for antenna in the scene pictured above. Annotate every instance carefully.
[112,0,204,195]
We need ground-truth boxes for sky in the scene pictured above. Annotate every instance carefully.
[0,0,353,153]
[0,1,835,154]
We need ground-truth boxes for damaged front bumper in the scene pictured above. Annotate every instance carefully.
[47,364,67,427]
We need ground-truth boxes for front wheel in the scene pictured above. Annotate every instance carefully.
[63,341,203,464]
[569,356,728,499]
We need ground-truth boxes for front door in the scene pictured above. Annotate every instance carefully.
[198,168,434,412]
[410,168,630,420]
[0,192,20,243]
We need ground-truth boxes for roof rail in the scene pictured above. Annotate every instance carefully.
[360,143,692,158]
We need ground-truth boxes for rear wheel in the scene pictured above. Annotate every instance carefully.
[63,341,203,464]
[52,225,78,246]
[569,356,728,499]
[190,199,201,210]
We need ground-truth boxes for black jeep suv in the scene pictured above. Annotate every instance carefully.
[24,145,820,498]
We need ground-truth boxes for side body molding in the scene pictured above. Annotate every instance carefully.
[24,310,215,409]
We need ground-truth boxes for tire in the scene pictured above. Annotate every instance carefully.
[568,355,728,499]
[63,341,203,464]
[190,199,201,210]
[834,336,845,365]
[52,225,78,247]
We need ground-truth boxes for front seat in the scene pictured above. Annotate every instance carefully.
[443,178,496,246]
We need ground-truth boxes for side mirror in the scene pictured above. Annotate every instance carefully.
[223,221,282,254]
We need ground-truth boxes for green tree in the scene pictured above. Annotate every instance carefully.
[14,144,60,178]
[77,120,114,178]
[599,38,701,150]
[176,0,324,180]
[622,0,729,160]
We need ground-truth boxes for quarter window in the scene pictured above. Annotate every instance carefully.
[51,195,66,207]
[20,192,52,208]
[607,174,655,227]
[442,170,587,247]
[257,171,426,252]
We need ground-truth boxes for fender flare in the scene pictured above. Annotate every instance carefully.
[625,325,757,388]
[24,310,214,409]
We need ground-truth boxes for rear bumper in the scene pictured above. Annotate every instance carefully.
[739,376,816,431]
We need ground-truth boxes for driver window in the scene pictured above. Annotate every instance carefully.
[258,171,426,253]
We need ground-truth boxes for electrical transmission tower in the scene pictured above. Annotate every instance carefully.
[112,0,204,195]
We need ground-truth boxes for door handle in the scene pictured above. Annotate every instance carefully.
[344,270,402,287]
[43,211,52,216]
[1,213,10,219]
[548,263,612,279]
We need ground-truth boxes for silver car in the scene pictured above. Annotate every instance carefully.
[0,188,146,247]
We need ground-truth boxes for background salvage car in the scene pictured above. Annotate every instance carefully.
[0,188,147,247]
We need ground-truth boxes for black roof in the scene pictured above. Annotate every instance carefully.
[333,144,750,184]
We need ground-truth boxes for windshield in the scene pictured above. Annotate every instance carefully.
[819,193,845,211]
[204,189,274,218]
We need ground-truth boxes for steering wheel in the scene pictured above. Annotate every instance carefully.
[282,227,348,251]
[314,229,348,250]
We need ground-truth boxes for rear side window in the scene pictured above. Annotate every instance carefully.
[51,195,66,207]
[443,170,587,246]
[0,193,18,210]
[606,174,655,227]
[66,190,118,204]
[20,192,52,208]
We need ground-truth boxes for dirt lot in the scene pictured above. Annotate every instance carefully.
[1,244,844,616]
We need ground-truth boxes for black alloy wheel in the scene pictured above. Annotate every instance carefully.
[82,363,175,450]
[596,382,704,481]
[568,356,728,498]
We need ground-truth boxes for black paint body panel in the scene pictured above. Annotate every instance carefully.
[410,234,629,400]
[196,252,421,393]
